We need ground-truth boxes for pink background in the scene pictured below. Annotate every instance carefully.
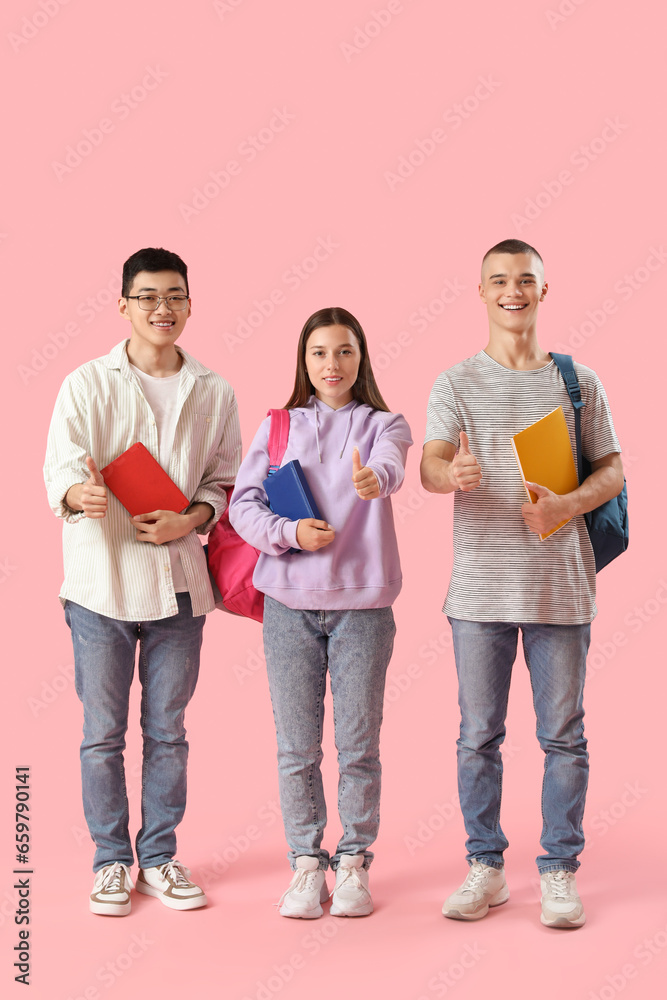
[2,1,664,998]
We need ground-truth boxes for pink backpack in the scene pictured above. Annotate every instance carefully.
[207,409,290,622]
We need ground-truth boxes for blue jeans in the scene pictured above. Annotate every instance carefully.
[449,618,590,874]
[263,596,395,871]
[65,595,205,872]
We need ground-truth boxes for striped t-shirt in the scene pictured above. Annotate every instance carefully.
[424,351,621,624]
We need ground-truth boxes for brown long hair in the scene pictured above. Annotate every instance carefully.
[283,307,389,412]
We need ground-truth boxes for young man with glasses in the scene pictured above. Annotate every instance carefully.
[420,239,624,928]
[44,247,241,915]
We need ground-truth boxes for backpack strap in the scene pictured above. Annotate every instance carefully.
[550,352,584,484]
[266,408,290,476]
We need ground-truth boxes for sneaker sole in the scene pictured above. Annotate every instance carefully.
[330,901,373,917]
[136,882,207,910]
[442,886,510,921]
[279,880,328,919]
[540,911,585,928]
[279,903,324,919]
[90,898,131,916]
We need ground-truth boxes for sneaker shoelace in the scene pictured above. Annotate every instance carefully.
[158,861,192,887]
[99,863,128,892]
[277,868,320,906]
[545,871,573,898]
[330,866,364,897]
[462,864,493,893]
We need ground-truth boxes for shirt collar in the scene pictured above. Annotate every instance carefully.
[103,340,211,379]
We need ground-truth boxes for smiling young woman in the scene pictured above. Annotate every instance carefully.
[229,306,412,920]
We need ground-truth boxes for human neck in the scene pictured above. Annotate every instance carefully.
[484,329,550,371]
[126,340,182,377]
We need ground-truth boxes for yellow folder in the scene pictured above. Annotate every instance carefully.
[511,406,579,540]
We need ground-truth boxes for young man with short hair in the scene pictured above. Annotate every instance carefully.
[420,239,624,928]
[45,247,241,915]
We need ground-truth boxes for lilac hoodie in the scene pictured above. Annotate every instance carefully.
[229,397,412,610]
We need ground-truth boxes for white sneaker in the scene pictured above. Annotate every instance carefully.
[90,863,134,916]
[442,861,509,920]
[540,870,585,928]
[136,860,207,910]
[330,855,373,917]
[278,856,328,919]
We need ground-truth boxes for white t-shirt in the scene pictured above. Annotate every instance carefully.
[130,364,188,593]
[424,351,621,624]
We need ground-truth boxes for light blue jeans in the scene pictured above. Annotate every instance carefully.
[65,595,205,872]
[263,596,395,871]
[449,618,590,874]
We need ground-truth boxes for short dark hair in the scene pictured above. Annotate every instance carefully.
[284,307,389,412]
[121,247,189,297]
[482,239,544,276]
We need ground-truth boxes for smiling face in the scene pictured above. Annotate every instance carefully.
[479,252,547,335]
[305,324,361,409]
[119,269,191,353]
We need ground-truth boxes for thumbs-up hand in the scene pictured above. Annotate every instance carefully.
[522,481,569,536]
[450,431,482,492]
[65,456,108,518]
[352,446,380,500]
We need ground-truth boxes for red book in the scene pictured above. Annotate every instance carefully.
[101,443,190,516]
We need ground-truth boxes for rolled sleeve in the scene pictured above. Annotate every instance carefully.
[44,373,91,523]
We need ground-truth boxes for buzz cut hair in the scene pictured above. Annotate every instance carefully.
[481,239,544,278]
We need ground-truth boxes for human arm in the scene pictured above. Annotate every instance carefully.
[352,447,379,499]
[356,412,412,499]
[521,453,624,536]
[420,432,482,494]
[129,502,215,544]
[44,372,101,523]
[229,418,334,554]
[295,519,336,550]
[64,456,108,518]
[128,387,240,544]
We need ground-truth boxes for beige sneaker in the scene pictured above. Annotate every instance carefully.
[540,871,585,928]
[136,860,207,910]
[278,856,328,919]
[330,855,373,917]
[90,863,134,916]
[442,861,509,920]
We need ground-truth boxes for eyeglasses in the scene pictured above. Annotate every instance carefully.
[125,295,190,311]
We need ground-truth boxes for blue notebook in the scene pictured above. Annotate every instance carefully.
[263,459,322,522]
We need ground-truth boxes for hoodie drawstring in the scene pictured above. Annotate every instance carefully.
[312,400,357,462]
[338,406,355,460]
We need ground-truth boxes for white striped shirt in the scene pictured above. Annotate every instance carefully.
[424,351,621,624]
[44,340,241,621]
